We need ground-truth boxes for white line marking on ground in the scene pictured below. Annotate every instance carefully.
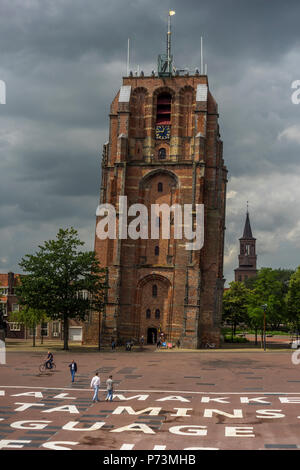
[0,385,300,395]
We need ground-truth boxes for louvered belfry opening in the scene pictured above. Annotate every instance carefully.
[156,93,171,124]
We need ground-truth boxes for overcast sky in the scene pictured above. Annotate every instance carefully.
[0,0,300,285]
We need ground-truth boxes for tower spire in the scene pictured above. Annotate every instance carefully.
[242,206,253,239]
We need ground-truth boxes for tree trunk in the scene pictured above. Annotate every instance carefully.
[32,326,36,347]
[63,314,69,350]
[40,322,43,345]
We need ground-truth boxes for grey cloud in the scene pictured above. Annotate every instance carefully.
[1,0,300,280]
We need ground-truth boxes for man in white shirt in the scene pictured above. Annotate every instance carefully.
[90,372,100,402]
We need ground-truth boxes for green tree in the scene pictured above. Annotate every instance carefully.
[286,266,300,334]
[222,282,250,340]
[11,307,48,347]
[247,268,289,330]
[246,289,266,346]
[16,227,107,350]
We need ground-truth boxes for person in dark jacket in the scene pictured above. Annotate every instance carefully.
[68,360,77,383]
[45,351,54,369]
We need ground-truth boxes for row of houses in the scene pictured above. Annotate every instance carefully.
[0,272,85,342]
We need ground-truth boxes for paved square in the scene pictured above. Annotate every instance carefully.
[1,348,300,450]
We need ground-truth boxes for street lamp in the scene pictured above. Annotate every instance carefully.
[261,304,267,351]
[0,304,6,342]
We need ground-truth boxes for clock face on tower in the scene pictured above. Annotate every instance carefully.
[155,125,170,140]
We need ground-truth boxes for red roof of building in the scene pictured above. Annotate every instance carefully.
[0,273,21,287]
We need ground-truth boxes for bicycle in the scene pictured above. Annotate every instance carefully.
[39,361,56,373]
[201,342,216,349]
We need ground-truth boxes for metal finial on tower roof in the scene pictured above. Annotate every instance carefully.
[167,9,176,59]
[158,10,175,77]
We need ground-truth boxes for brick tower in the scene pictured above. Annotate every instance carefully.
[85,20,228,348]
[234,210,257,282]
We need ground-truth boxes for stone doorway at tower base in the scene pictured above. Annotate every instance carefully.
[147,328,157,345]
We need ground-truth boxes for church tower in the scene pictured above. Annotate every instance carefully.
[85,14,228,348]
[234,210,257,282]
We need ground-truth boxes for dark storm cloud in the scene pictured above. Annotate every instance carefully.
[0,0,300,281]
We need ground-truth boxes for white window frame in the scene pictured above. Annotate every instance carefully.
[0,302,7,316]
[9,322,21,331]
[52,321,61,337]
[41,322,49,337]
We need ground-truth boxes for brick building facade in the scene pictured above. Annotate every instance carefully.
[0,272,25,339]
[0,272,81,341]
[84,65,227,348]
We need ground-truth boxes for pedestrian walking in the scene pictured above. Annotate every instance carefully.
[90,372,100,402]
[157,339,161,349]
[68,360,77,383]
[111,337,116,351]
[105,375,114,401]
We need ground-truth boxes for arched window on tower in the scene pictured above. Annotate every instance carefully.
[152,285,157,297]
[146,309,151,319]
[156,93,172,125]
[155,246,159,256]
[158,182,163,192]
[155,309,160,319]
[158,148,166,159]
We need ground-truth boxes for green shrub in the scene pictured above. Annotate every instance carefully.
[224,335,249,343]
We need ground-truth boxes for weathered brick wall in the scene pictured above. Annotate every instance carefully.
[85,73,227,348]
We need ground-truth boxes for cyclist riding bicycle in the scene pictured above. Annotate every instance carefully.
[45,351,54,369]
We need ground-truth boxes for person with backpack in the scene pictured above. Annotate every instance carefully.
[68,360,77,383]
[105,375,114,401]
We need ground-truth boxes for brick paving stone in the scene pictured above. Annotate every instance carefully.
[2,349,300,450]
[265,444,298,449]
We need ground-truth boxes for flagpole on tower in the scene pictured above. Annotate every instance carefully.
[127,38,130,76]
[201,36,203,74]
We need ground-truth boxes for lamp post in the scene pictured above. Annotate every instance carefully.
[0,304,6,343]
[261,304,267,351]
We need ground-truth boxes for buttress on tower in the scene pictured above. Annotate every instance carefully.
[86,38,228,348]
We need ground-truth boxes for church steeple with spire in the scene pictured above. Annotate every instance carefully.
[234,208,257,282]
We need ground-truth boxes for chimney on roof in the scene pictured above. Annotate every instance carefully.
[8,272,14,295]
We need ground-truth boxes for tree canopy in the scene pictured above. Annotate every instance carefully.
[286,266,300,331]
[16,227,107,350]
[223,267,296,344]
